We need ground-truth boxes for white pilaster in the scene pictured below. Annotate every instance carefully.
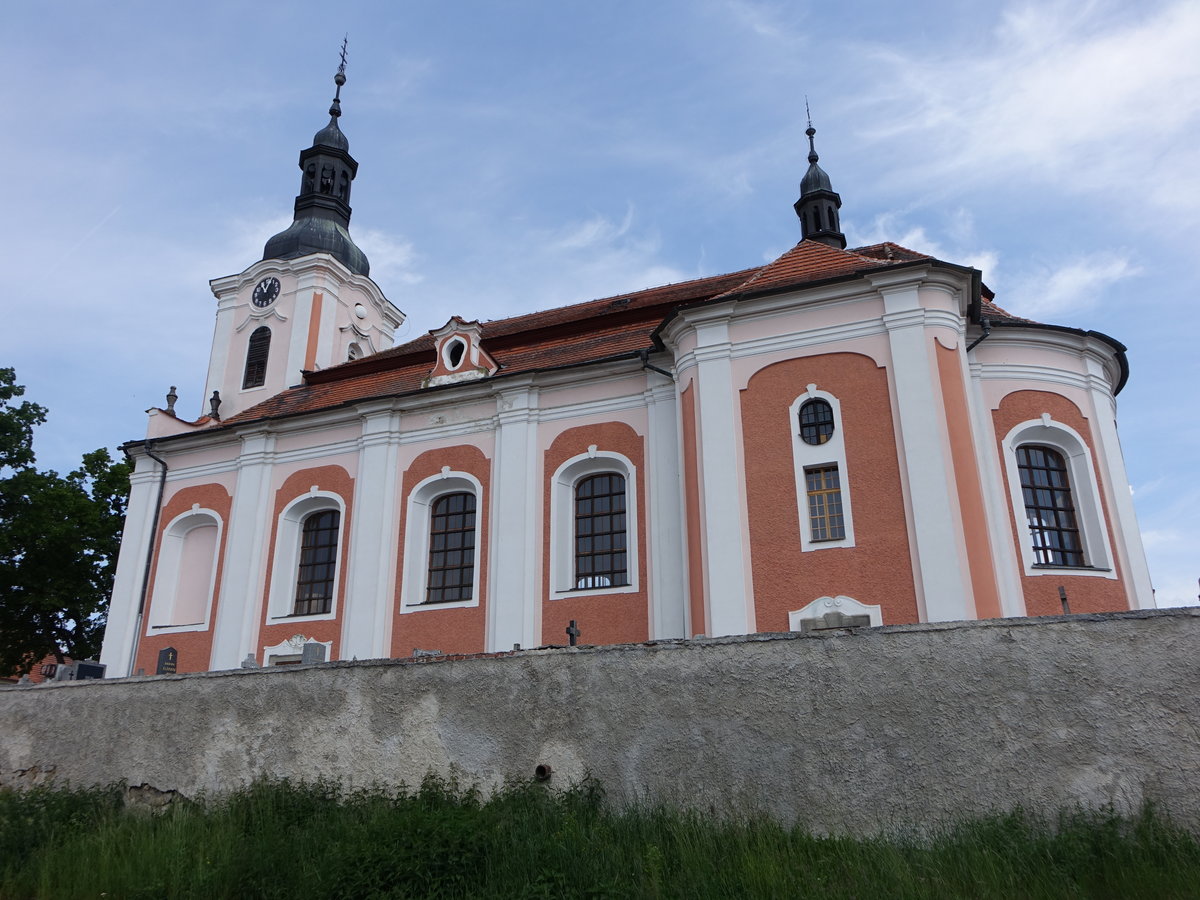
[340,407,403,659]
[209,430,276,669]
[203,302,236,419]
[99,451,163,675]
[287,275,318,386]
[692,316,753,637]
[966,359,1027,617]
[645,376,688,639]
[878,284,974,622]
[316,279,340,366]
[488,381,541,650]
[1083,358,1155,609]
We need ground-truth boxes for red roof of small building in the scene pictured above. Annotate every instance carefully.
[217,240,996,428]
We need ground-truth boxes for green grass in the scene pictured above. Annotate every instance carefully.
[2,777,1198,899]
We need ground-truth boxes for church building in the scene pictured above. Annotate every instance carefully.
[99,65,1154,676]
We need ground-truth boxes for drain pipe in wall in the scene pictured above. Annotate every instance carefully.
[127,441,168,676]
[637,349,675,381]
[965,316,992,353]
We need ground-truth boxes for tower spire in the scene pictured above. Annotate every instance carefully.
[262,39,370,276]
[793,103,846,250]
[329,35,347,120]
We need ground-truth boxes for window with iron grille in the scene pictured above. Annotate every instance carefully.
[293,509,339,615]
[1017,445,1085,566]
[798,398,835,445]
[574,473,628,589]
[426,492,476,604]
[242,326,271,389]
[804,465,845,541]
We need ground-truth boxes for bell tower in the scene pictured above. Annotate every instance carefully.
[199,43,404,423]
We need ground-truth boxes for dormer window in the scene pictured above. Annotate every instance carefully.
[424,317,500,388]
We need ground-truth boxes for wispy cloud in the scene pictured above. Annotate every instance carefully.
[1005,253,1139,318]
[848,1,1200,221]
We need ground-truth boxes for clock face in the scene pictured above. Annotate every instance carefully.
[252,277,281,308]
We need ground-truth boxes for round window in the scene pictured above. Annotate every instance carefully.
[799,399,835,445]
[446,339,466,369]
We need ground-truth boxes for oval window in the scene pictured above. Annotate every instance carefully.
[799,399,835,445]
[447,340,466,369]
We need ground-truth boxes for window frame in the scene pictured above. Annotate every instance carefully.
[789,387,856,551]
[147,508,223,634]
[425,491,478,605]
[292,508,341,616]
[399,471,484,613]
[266,492,346,622]
[803,465,847,542]
[1001,416,1115,578]
[550,449,640,597]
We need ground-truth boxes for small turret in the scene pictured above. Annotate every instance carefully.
[793,110,846,250]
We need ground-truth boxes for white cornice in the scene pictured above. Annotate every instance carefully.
[978,329,1123,392]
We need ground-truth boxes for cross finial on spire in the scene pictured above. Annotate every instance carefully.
[804,96,818,164]
[330,36,348,118]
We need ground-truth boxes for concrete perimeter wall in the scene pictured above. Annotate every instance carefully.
[2,609,1197,834]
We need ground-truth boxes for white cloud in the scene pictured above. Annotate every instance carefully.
[356,229,423,288]
[849,1,1200,222]
[402,206,691,334]
[1005,253,1139,318]
[720,0,801,41]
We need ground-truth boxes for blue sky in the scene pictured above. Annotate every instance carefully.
[5,1,1197,605]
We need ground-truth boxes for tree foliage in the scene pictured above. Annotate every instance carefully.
[0,368,130,674]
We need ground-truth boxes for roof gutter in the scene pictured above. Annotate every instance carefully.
[990,319,1130,394]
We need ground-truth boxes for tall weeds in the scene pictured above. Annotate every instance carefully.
[1,777,1196,898]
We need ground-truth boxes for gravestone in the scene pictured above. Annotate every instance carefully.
[73,660,107,680]
[300,643,327,665]
[156,647,178,675]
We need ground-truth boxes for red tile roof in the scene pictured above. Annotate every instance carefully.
[713,240,930,300]
[216,240,987,428]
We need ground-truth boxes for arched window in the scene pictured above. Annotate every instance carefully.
[426,492,476,603]
[293,509,340,615]
[347,342,362,361]
[550,450,639,596]
[1001,416,1114,577]
[242,326,271,389]
[148,509,222,632]
[399,471,484,612]
[1017,445,1084,567]
[574,473,628,589]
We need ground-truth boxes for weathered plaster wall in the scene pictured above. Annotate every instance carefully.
[2,610,1196,835]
